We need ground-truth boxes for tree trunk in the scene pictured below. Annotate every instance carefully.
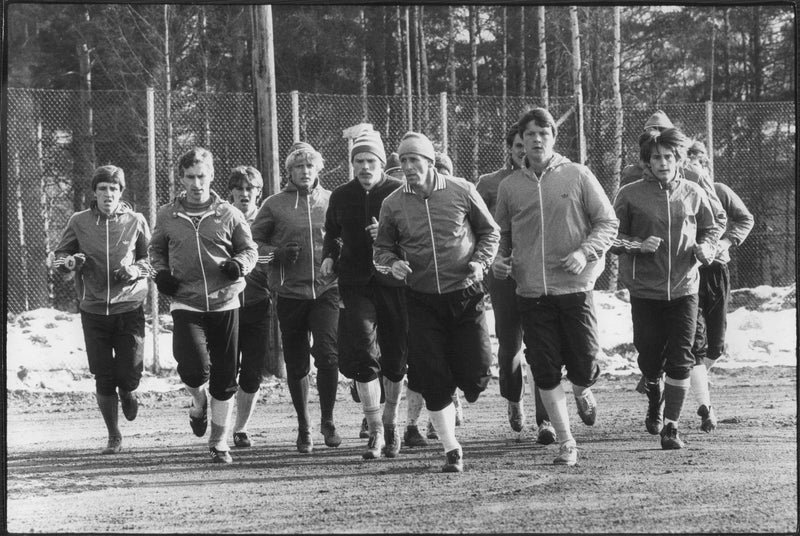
[570,7,586,164]
[537,6,549,107]
[608,6,623,291]
[502,7,508,137]
[164,5,175,200]
[395,6,405,97]
[709,15,716,101]
[74,8,96,212]
[201,6,211,147]
[251,4,285,379]
[470,6,479,180]
[419,6,430,130]
[360,8,368,121]
[412,7,421,128]
[447,6,456,94]
[752,6,762,101]
[519,6,526,97]
[404,7,413,129]
[723,8,731,99]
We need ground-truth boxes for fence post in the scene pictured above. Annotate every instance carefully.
[291,90,300,142]
[146,87,161,375]
[440,92,448,154]
[706,100,714,178]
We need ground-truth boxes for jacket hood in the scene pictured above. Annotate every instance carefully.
[283,177,320,194]
[523,152,572,174]
[89,200,134,220]
[170,190,228,216]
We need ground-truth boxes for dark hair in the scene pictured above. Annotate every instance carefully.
[687,140,708,157]
[639,128,689,163]
[178,147,214,174]
[227,166,264,191]
[516,107,558,139]
[91,165,125,191]
[504,123,521,148]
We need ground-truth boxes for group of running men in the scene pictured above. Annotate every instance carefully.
[53,107,753,471]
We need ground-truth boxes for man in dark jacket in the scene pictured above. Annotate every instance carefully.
[374,131,499,473]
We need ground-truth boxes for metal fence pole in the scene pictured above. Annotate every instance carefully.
[146,87,161,374]
[440,92,448,154]
[706,100,714,177]
[291,90,300,142]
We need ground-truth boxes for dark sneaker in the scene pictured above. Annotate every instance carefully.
[209,447,232,463]
[508,400,525,432]
[697,404,717,433]
[120,391,138,421]
[574,389,597,426]
[359,417,369,439]
[102,436,122,455]
[321,420,341,448]
[553,441,578,466]
[426,421,439,440]
[189,397,208,437]
[350,381,360,403]
[536,421,557,445]
[644,380,664,435]
[382,424,401,458]
[233,432,251,448]
[403,425,428,447]
[296,429,313,453]
[362,432,384,460]
[441,448,464,473]
[660,422,685,450]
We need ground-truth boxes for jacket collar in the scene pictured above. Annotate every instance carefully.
[522,152,570,179]
[171,190,227,217]
[642,167,682,191]
[402,168,447,195]
[89,200,132,221]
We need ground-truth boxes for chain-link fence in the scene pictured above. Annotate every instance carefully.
[5,88,795,315]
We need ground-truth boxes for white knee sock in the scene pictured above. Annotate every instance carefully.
[185,383,208,418]
[406,388,425,426]
[382,377,403,426]
[539,384,574,445]
[703,357,717,371]
[357,379,383,434]
[452,390,462,408]
[234,389,259,433]
[428,403,460,454]
[208,396,234,451]
[525,363,535,400]
[690,364,712,408]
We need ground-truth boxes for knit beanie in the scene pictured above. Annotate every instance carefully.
[385,152,401,172]
[643,110,674,131]
[434,152,453,175]
[397,131,436,162]
[288,141,315,157]
[351,130,386,165]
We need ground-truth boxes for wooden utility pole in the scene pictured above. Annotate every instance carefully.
[251,5,285,378]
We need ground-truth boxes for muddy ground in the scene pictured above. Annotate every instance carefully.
[5,366,798,533]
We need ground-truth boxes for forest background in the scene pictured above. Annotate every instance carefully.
[3,2,796,320]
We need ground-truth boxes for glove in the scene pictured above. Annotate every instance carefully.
[219,259,242,281]
[114,265,141,283]
[55,253,86,273]
[154,270,180,296]
[275,242,301,264]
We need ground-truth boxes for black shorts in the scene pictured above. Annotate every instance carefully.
[81,306,145,395]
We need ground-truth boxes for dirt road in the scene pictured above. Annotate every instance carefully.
[5,366,797,533]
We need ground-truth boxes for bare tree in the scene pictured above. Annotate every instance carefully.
[519,6,526,97]
[470,6,479,179]
[418,6,430,129]
[447,6,456,94]
[360,8,368,121]
[570,7,586,164]
[502,7,508,135]
[164,5,175,199]
[537,6,549,108]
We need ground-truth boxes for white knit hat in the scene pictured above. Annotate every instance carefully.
[643,110,674,131]
[397,131,436,162]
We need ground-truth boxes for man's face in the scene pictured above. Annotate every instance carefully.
[94,182,123,215]
[687,149,708,169]
[290,159,318,191]
[180,163,213,204]
[230,183,261,214]
[510,133,525,168]
[522,121,556,166]
[353,152,383,191]
[400,153,432,189]
[649,145,680,183]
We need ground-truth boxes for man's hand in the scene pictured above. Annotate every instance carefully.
[320,257,335,277]
[467,261,484,282]
[365,217,379,241]
[154,270,180,296]
[694,242,715,265]
[641,236,663,254]
[55,253,86,273]
[114,265,141,283]
[390,260,413,281]
[716,237,733,255]
[276,242,301,264]
[560,249,588,275]
[492,254,512,279]
[219,259,242,281]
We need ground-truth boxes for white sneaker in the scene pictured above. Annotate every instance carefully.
[554,441,578,466]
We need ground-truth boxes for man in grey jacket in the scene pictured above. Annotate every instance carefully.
[493,108,619,466]
[374,131,499,473]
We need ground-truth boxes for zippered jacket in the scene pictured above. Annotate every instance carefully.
[611,169,717,301]
[54,202,151,315]
[495,153,619,298]
[713,182,754,265]
[250,179,337,300]
[373,171,499,295]
[476,161,517,216]
[323,174,404,287]
[239,204,271,306]
[149,191,258,311]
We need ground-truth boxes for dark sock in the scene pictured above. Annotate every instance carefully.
[96,392,121,439]
[287,375,311,430]
[316,367,339,423]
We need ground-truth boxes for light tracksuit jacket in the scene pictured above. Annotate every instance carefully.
[250,179,337,300]
[149,191,258,311]
[239,204,271,307]
[373,170,499,295]
[494,153,619,298]
[611,169,718,301]
[54,202,151,315]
